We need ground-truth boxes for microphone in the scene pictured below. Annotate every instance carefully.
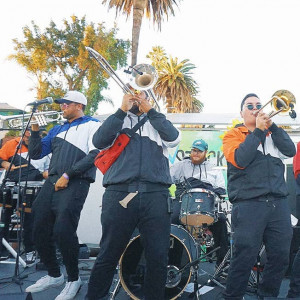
[27,97,53,106]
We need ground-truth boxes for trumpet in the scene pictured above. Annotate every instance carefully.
[0,111,63,129]
[86,47,161,112]
[254,90,296,119]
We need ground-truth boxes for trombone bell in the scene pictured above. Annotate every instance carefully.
[128,64,158,91]
[271,90,296,113]
[86,47,161,111]
[255,89,296,119]
[136,74,153,88]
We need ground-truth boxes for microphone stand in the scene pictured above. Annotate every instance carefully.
[0,105,38,286]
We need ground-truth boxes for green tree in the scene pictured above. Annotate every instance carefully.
[147,46,203,113]
[102,0,179,66]
[9,16,130,115]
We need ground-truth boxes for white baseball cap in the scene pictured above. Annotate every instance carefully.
[55,91,87,105]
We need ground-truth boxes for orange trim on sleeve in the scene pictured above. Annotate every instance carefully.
[223,126,248,169]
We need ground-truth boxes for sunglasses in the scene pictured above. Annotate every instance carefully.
[245,104,262,110]
[60,102,74,109]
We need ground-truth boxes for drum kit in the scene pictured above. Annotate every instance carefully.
[0,180,44,261]
[0,180,44,213]
[109,188,232,300]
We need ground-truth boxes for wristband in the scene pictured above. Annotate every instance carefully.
[62,173,69,180]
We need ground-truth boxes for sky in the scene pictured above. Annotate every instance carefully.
[1,0,300,117]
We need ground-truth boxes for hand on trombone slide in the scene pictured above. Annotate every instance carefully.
[256,111,273,131]
[120,93,152,114]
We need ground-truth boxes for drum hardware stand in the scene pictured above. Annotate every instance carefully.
[190,264,200,300]
[255,245,265,288]
[247,245,265,295]
[109,278,122,300]
[207,247,230,290]
[0,194,27,268]
[205,215,234,290]
[0,166,30,285]
[0,180,29,285]
[172,246,220,300]
[0,107,37,286]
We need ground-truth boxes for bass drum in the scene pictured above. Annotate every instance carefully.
[119,224,198,300]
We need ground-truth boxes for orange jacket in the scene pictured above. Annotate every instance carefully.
[223,123,295,202]
[0,137,42,182]
[0,137,28,163]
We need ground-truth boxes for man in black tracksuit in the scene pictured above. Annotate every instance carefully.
[86,92,181,300]
[25,91,100,300]
[222,93,295,300]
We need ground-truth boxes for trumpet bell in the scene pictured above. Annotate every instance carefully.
[271,89,296,113]
[128,64,158,91]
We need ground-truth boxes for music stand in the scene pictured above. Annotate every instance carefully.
[0,105,38,286]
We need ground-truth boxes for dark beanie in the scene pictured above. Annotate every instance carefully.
[240,93,259,111]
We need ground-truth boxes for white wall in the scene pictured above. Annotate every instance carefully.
[77,170,104,245]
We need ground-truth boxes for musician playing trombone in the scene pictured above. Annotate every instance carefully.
[86,91,181,300]
[222,93,295,300]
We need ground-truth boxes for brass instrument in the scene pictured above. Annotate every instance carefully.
[255,89,296,119]
[86,47,161,111]
[0,111,63,129]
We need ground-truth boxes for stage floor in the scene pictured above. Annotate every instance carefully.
[0,257,294,300]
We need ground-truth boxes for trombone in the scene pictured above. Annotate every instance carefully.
[254,90,296,119]
[0,111,63,129]
[86,47,161,112]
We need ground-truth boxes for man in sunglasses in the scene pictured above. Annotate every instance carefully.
[25,91,101,300]
[222,93,295,299]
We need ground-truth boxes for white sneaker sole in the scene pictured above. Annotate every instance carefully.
[25,279,64,293]
[55,283,83,300]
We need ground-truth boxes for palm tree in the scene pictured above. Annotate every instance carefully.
[147,47,203,113]
[102,0,179,66]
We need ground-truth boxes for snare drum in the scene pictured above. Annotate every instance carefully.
[19,181,44,213]
[180,188,217,226]
[0,182,18,208]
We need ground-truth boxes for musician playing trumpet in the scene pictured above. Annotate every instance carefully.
[222,93,295,300]
[25,91,101,300]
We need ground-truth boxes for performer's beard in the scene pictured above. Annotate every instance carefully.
[129,104,140,115]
